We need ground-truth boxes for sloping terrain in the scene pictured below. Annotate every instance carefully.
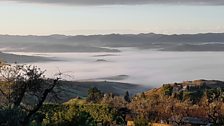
[128,80,224,125]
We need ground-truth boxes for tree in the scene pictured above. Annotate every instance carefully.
[86,87,103,103]
[0,64,61,126]
[124,91,131,103]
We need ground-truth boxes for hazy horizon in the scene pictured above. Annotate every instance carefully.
[1,0,224,35]
[1,32,224,36]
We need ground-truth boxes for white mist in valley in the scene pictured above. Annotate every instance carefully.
[11,48,224,87]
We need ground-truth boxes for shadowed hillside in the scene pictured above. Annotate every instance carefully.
[55,80,148,102]
[0,52,57,63]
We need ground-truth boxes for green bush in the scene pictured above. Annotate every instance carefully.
[42,104,96,126]
[40,103,123,126]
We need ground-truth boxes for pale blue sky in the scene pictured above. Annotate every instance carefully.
[0,1,224,35]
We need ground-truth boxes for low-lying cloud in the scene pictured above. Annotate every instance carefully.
[8,0,224,5]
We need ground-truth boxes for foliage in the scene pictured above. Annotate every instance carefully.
[134,116,149,126]
[86,87,103,103]
[64,98,86,105]
[173,90,183,100]
[124,91,131,102]
[42,104,96,126]
[140,92,146,99]
[80,104,116,124]
[162,84,173,96]
[206,88,224,102]
[182,91,203,103]
[101,94,128,109]
[41,102,123,126]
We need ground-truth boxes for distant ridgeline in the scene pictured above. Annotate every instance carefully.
[1,33,224,52]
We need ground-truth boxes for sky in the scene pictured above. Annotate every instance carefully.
[0,0,224,35]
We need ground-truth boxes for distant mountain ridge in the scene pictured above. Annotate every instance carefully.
[1,32,224,42]
[1,33,224,52]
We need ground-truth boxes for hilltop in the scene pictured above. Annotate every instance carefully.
[143,80,224,100]
[128,79,224,125]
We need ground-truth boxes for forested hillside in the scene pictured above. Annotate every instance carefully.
[0,63,224,126]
